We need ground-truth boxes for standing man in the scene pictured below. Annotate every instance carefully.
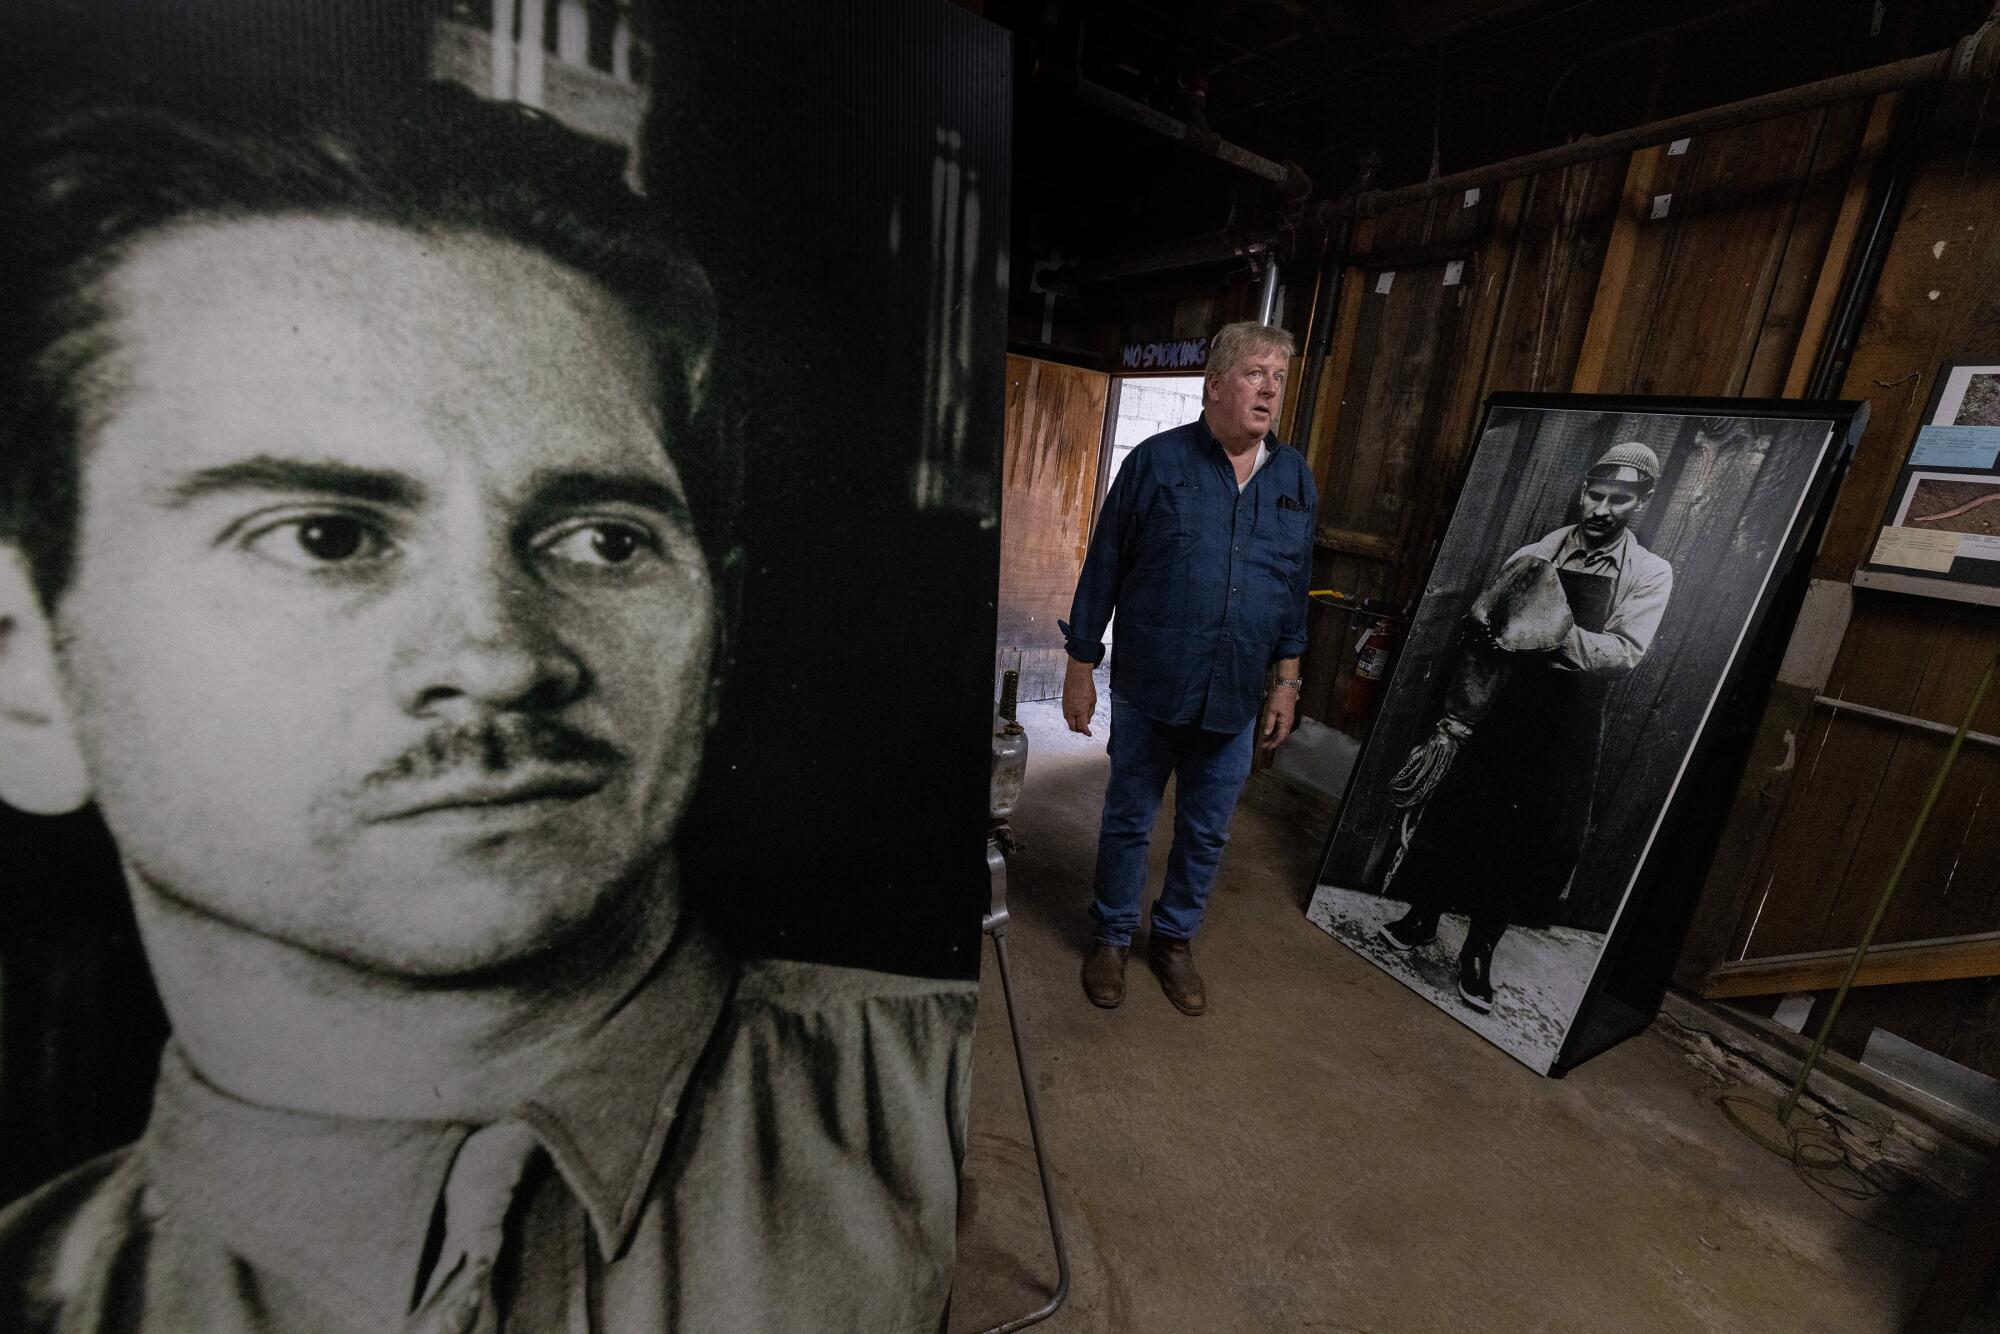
[1058,321,1317,1016]
[1374,442,1673,1013]
[0,89,972,1333]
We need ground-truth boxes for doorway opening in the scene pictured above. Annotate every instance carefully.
[1100,375,1205,502]
[1096,375,1206,657]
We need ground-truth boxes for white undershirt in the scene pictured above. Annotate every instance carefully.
[1236,440,1269,492]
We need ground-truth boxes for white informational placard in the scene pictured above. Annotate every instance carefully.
[1855,361,2000,604]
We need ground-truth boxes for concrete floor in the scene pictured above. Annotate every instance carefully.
[948,698,1965,1334]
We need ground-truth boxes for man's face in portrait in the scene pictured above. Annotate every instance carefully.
[1576,476,1646,549]
[2,215,717,980]
[1206,345,1288,443]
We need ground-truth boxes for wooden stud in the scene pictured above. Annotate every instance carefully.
[1815,79,2000,579]
[1387,176,1530,608]
[1701,929,2000,999]
[1571,144,1666,393]
[1277,354,1306,442]
[1724,595,1951,961]
[1302,218,1373,490]
[1781,93,1903,399]
[1312,527,1402,562]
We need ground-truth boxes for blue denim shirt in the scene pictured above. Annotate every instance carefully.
[1060,415,1317,734]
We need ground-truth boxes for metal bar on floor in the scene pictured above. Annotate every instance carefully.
[976,833,1071,1334]
[1725,653,2000,1156]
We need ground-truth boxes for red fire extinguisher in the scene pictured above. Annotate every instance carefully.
[1342,616,1399,725]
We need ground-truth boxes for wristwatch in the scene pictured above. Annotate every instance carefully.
[1272,677,1303,691]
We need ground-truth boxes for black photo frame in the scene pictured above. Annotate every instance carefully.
[1308,393,1865,1075]
[0,7,1010,1309]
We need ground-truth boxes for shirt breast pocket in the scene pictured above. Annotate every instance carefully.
[1260,498,1310,572]
[1138,478,1200,562]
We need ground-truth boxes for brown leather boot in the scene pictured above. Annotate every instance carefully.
[1147,936,1207,1016]
[1081,943,1129,1008]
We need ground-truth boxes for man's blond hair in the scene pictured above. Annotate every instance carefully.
[1205,320,1295,384]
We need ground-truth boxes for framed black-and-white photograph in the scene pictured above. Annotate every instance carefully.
[0,2,1004,1329]
[1856,360,2000,605]
[1307,394,1861,1076]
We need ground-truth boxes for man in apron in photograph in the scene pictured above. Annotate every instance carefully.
[1372,442,1674,1014]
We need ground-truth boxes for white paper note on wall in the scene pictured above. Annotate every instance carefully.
[1871,526,1961,572]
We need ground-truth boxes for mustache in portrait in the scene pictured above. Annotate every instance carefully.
[361,715,628,788]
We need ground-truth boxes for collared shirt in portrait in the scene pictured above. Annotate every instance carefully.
[1060,414,1317,734]
[0,923,976,1334]
[1507,523,1674,676]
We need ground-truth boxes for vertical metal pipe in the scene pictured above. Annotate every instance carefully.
[1806,94,1925,400]
[1257,257,1282,325]
[1286,210,1356,453]
[1287,155,1372,454]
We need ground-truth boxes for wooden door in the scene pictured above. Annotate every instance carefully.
[996,353,1110,701]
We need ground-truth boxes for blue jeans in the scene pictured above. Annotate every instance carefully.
[1090,698,1257,947]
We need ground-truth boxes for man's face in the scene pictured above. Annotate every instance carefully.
[1206,345,1287,445]
[1577,477,1646,547]
[41,216,716,979]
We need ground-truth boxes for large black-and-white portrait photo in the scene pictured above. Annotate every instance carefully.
[1308,398,1847,1075]
[0,2,1005,1330]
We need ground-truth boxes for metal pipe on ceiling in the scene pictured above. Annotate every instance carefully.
[1536,0,1791,146]
[1217,0,1625,128]
[1064,5,1998,287]
[1071,228,1279,285]
[1351,12,2000,218]
[1041,65,1312,199]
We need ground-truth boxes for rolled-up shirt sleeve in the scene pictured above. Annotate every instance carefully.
[1557,559,1672,675]
[1058,457,1140,666]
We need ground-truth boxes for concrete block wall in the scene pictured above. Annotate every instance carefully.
[1107,375,1204,488]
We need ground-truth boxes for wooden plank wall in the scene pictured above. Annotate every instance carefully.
[1672,79,2000,1079]
[1290,90,2000,1080]
[996,354,1109,701]
[1297,102,1870,734]
[1573,101,1874,398]
[1733,599,2000,956]
[1299,194,1493,725]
